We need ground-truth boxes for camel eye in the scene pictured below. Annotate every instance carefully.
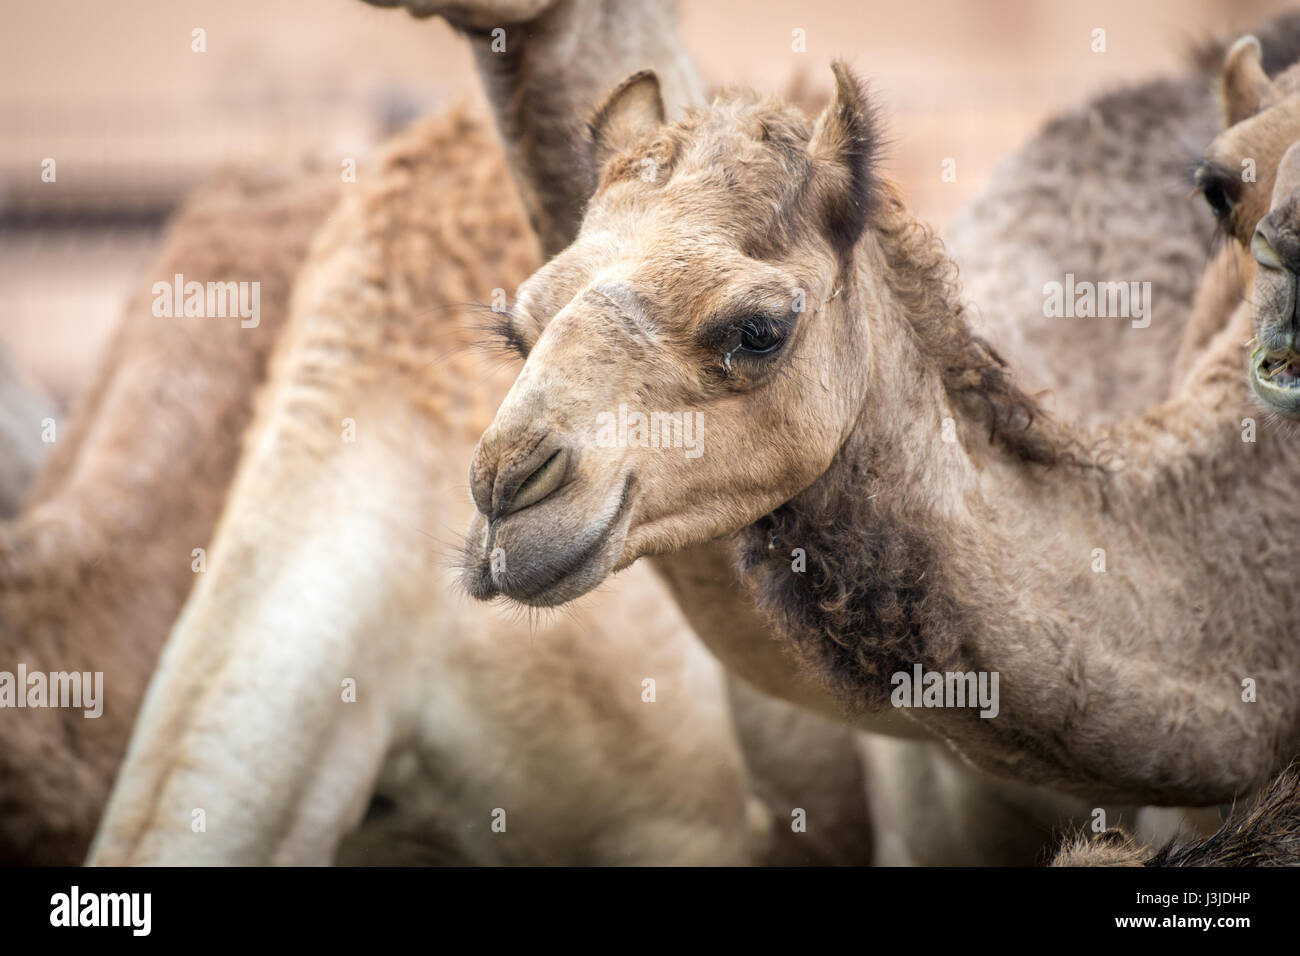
[1203,181,1234,219]
[737,318,788,355]
[1195,167,1236,221]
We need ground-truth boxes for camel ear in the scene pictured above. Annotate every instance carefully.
[1221,35,1272,127]
[590,70,665,169]
[808,60,881,254]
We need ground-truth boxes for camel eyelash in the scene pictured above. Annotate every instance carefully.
[717,314,795,375]
[1193,161,1240,221]
[476,307,531,360]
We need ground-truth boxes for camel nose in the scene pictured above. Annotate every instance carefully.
[470,436,570,521]
[1253,219,1300,274]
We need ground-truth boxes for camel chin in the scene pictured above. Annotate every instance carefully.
[460,479,633,607]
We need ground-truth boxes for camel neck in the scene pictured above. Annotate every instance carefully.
[466,0,704,257]
[733,227,1300,804]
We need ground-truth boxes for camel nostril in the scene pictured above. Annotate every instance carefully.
[1255,222,1300,276]
[501,447,569,517]
[1252,227,1285,270]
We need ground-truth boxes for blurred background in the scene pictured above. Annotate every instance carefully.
[0,0,1291,405]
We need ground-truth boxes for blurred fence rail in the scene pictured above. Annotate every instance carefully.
[0,0,1293,404]
[0,83,427,223]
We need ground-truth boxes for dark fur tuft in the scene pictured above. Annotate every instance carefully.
[1148,769,1300,867]
[811,61,883,256]
[1054,769,1300,866]
[732,448,972,709]
[1188,10,1300,80]
[871,186,1088,469]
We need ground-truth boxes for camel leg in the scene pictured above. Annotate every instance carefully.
[857,736,1142,866]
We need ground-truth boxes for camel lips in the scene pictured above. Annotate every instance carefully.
[890,664,999,718]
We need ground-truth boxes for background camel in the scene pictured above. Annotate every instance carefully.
[1220,73,1300,418]
[1055,136,1300,868]
[0,164,338,863]
[1250,143,1300,417]
[360,0,706,257]
[944,18,1300,425]
[461,55,1300,813]
[1058,137,1300,863]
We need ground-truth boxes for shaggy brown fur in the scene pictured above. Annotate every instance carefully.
[1054,769,1300,866]
[873,187,1079,469]
[0,164,338,864]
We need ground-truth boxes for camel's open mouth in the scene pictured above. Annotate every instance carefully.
[1259,351,1300,387]
[1250,347,1300,416]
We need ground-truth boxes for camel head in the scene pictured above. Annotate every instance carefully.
[1248,138,1300,417]
[1197,35,1300,247]
[462,65,879,606]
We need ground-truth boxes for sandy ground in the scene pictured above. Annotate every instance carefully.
[0,0,1293,402]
